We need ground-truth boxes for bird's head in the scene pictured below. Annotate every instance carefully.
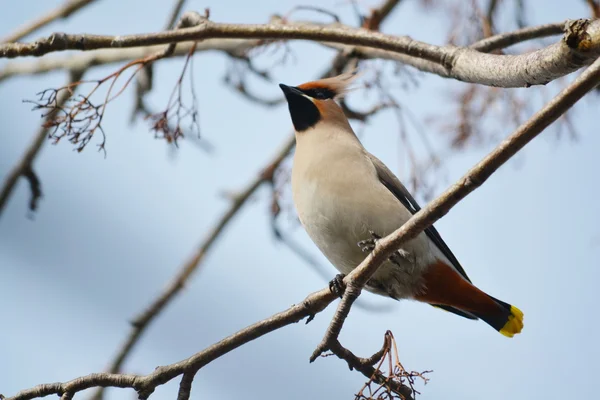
[279,72,359,132]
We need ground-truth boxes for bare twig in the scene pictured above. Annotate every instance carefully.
[482,0,499,38]
[470,22,563,52]
[131,0,188,120]
[228,81,284,106]
[0,70,83,218]
[165,0,187,31]
[1,0,96,44]
[26,11,207,153]
[285,6,341,23]
[337,331,428,400]
[0,40,261,82]
[362,0,402,31]
[1,16,600,88]
[309,51,600,364]
[176,371,195,400]
[146,42,200,145]
[585,0,600,19]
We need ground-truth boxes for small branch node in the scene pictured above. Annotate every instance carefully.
[564,19,592,51]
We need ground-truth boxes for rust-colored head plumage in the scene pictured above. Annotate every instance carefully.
[279,71,360,132]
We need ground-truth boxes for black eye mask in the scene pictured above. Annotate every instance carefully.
[299,87,336,100]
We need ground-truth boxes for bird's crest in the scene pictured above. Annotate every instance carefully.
[296,71,361,100]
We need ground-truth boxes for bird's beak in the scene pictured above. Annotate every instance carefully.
[279,84,306,99]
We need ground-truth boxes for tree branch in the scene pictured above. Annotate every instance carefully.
[1,15,599,88]
[4,285,338,400]
[0,40,260,82]
[308,52,600,362]
[470,22,563,52]
[5,274,420,400]
[329,19,598,87]
[362,0,402,30]
[0,19,581,88]
[1,0,96,44]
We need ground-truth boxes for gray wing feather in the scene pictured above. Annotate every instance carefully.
[366,153,472,283]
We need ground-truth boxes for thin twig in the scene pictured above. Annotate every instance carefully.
[165,0,187,30]
[0,70,84,218]
[131,0,188,119]
[176,371,195,400]
[1,0,96,44]
[470,22,564,52]
[585,0,600,19]
[482,0,499,38]
[363,0,402,30]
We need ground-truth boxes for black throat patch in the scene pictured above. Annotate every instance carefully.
[286,95,320,132]
[280,84,322,132]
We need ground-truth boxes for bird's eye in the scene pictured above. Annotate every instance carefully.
[301,87,335,100]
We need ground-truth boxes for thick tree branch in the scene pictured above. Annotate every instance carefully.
[328,19,599,87]
[309,53,600,361]
[0,16,444,62]
[1,16,599,88]
[0,20,577,87]
[1,0,96,44]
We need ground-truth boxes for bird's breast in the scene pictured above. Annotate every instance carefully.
[292,154,410,273]
[291,149,437,299]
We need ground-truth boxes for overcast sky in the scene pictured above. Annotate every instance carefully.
[1,1,598,399]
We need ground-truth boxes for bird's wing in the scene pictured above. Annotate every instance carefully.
[366,152,472,284]
[367,153,478,320]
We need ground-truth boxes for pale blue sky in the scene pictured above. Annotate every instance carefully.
[1,1,598,399]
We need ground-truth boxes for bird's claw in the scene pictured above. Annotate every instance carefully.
[357,230,409,267]
[328,273,346,298]
[357,230,382,253]
[389,252,403,267]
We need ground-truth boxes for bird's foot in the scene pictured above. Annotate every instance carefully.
[357,230,382,253]
[328,273,346,298]
[357,230,409,267]
[389,249,411,266]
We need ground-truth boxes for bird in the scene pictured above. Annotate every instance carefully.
[279,72,523,337]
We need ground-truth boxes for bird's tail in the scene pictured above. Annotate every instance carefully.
[471,295,524,338]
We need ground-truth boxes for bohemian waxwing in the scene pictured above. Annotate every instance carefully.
[279,72,523,337]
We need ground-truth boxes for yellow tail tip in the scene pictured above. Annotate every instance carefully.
[499,305,524,338]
